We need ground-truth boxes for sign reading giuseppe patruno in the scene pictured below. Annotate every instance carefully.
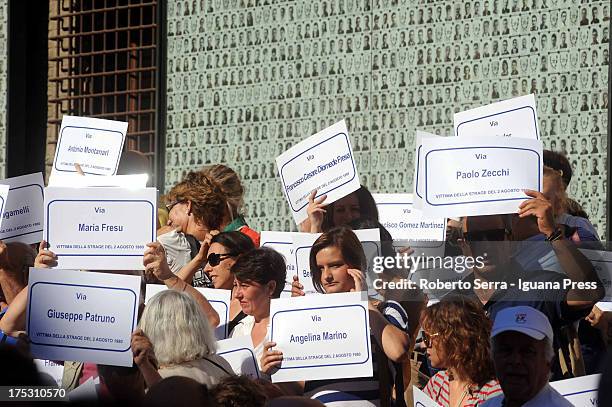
[27,268,141,367]
[276,120,360,225]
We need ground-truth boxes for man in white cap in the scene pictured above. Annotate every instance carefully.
[482,306,572,407]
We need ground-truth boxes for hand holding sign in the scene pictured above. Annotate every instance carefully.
[306,190,328,233]
[131,329,158,368]
[518,189,556,237]
[291,275,305,297]
[143,242,174,282]
[34,241,58,269]
[260,341,283,375]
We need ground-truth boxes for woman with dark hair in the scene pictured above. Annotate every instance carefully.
[301,185,379,233]
[261,227,411,405]
[421,297,502,406]
[229,247,287,370]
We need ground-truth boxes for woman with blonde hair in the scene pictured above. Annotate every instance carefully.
[132,290,232,388]
[421,297,502,406]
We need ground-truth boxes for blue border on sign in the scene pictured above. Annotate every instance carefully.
[45,199,156,257]
[375,202,445,247]
[54,125,124,175]
[561,388,597,397]
[280,132,357,213]
[27,281,137,352]
[0,183,44,240]
[455,105,539,140]
[217,347,261,379]
[262,241,294,294]
[270,303,370,369]
[415,145,424,199]
[424,146,541,206]
[209,299,230,339]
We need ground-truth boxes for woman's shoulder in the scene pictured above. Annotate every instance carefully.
[473,378,502,399]
[377,300,410,330]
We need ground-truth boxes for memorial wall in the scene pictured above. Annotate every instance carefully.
[165,0,610,236]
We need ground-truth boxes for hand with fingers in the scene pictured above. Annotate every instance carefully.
[306,190,328,233]
[260,341,284,375]
[131,329,158,369]
[0,240,9,269]
[195,230,220,264]
[143,242,174,282]
[34,241,58,268]
[291,275,305,297]
[518,189,556,237]
[348,268,367,292]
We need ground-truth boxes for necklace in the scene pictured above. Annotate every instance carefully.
[454,384,471,407]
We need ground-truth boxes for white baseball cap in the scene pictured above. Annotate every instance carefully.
[491,306,553,342]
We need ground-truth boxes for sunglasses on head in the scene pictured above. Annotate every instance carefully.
[462,228,510,242]
[207,252,238,266]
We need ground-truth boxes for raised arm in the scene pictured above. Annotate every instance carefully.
[519,190,604,308]
[0,242,26,304]
[0,286,27,335]
[368,303,411,363]
[175,230,218,283]
[143,242,220,327]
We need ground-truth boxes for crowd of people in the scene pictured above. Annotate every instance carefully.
[0,149,611,406]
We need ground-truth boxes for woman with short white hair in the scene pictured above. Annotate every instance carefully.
[132,290,232,388]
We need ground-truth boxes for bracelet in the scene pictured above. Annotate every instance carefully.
[545,228,564,242]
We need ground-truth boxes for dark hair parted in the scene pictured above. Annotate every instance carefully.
[211,231,255,254]
[231,247,287,298]
[543,149,572,187]
[322,185,379,231]
[420,296,496,387]
[309,226,366,294]
[165,171,227,229]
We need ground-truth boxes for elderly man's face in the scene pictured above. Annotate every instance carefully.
[493,332,551,405]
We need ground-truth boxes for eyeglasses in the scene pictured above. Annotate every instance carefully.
[422,331,440,348]
[207,252,238,267]
[462,228,510,242]
[165,200,184,212]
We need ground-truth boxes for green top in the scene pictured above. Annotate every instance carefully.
[223,215,248,232]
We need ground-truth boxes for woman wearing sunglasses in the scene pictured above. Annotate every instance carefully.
[260,227,411,405]
[421,297,501,407]
[202,231,255,330]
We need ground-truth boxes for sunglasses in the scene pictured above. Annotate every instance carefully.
[165,200,185,212]
[462,228,509,242]
[207,252,238,267]
[422,331,440,348]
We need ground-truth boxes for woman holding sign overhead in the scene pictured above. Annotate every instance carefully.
[301,185,379,233]
[261,227,411,406]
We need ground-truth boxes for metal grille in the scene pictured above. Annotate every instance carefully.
[47,0,158,180]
